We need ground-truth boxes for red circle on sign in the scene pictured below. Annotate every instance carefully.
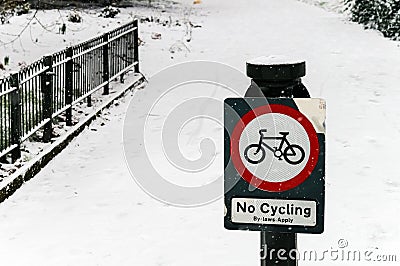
[230,104,319,192]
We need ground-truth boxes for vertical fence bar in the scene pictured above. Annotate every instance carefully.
[103,33,110,95]
[42,55,53,142]
[120,34,127,84]
[22,71,27,136]
[65,47,73,126]
[133,19,139,73]
[87,48,92,107]
[110,36,114,81]
[10,72,21,162]
[0,86,3,153]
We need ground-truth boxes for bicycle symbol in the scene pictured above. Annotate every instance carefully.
[244,129,305,165]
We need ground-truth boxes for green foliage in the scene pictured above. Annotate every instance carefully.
[346,0,400,40]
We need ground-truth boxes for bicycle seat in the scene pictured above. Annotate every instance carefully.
[259,129,267,135]
[279,132,289,136]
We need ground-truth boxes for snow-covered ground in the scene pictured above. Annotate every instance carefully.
[297,0,345,13]
[1,0,400,265]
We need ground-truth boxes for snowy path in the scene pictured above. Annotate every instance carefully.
[1,0,400,265]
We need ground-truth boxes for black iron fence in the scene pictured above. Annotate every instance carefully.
[0,19,140,162]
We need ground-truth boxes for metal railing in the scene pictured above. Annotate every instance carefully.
[0,19,140,161]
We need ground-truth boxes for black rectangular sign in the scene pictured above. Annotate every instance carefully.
[224,97,325,234]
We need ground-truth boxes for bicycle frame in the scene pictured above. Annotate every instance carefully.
[256,135,291,154]
[244,130,305,165]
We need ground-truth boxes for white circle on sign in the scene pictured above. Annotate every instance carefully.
[238,113,310,183]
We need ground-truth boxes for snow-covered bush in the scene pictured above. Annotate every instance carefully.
[14,2,30,15]
[0,0,30,24]
[0,11,9,24]
[68,11,82,23]
[99,6,120,18]
[346,0,400,40]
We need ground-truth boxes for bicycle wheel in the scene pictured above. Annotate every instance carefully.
[283,144,305,165]
[244,144,266,164]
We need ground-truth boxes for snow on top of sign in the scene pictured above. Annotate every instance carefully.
[247,55,305,66]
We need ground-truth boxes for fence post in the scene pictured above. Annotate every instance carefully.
[133,19,139,73]
[10,72,21,162]
[42,55,53,142]
[103,33,110,95]
[87,95,92,107]
[65,47,73,126]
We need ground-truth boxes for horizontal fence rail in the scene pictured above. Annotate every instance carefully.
[0,20,140,161]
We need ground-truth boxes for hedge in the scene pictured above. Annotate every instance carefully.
[346,0,400,40]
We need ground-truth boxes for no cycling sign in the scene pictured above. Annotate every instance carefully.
[224,97,325,234]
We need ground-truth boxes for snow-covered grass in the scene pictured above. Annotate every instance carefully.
[1,0,400,265]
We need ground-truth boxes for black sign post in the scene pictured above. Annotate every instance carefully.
[224,56,325,266]
[248,58,309,266]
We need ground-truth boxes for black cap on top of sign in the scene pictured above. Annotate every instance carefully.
[246,55,306,81]
[245,55,310,98]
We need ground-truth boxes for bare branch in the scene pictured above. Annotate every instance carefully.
[1,9,38,45]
